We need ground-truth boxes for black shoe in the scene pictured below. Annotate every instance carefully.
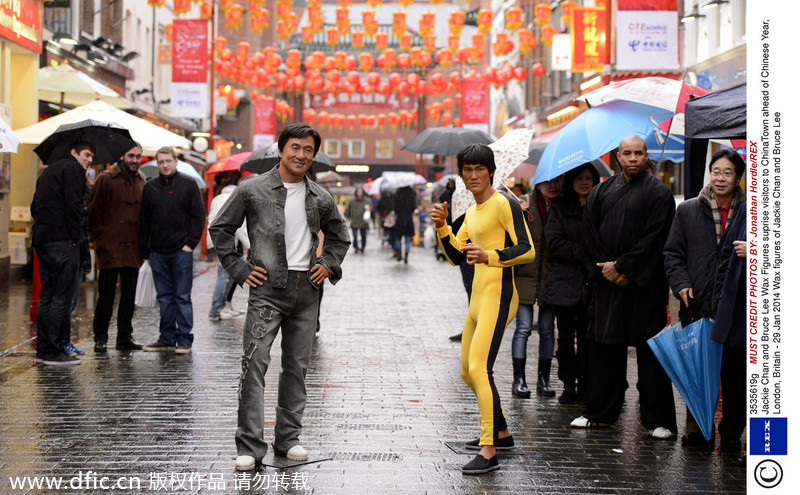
[536,358,556,397]
[512,358,531,398]
[449,333,462,342]
[36,353,81,366]
[681,431,714,450]
[94,341,108,353]
[461,454,500,474]
[559,386,577,404]
[116,339,143,350]
[465,435,514,451]
[720,435,742,454]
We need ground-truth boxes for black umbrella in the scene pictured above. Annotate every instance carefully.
[240,142,335,175]
[33,119,137,165]
[524,140,548,165]
[401,127,492,156]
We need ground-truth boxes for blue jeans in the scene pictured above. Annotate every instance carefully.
[512,303,555,360]
[393,234,412,257]
[210,263,234,316]
[149,250,194,346]
[36,241,80,359]
[351,228,367,251]
[236,271,319,460]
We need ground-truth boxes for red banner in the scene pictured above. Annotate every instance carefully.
[172,19,208,83]
[461,78,488,124]
[0,0,43,53]
[571,7,607,73]
[618,0,677,9]
[254,98,276,135]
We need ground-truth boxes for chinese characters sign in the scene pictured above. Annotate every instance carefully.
[616,11,679,71]
[0,0,43,53]
[571,7,607,73]
[461,78,488,125]
[171,19,209,118]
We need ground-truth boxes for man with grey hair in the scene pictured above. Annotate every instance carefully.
[140,146,205,354]
[571,135,677,440]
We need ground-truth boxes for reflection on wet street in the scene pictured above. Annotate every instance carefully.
[0,232,745,494]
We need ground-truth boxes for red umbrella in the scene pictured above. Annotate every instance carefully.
[206,151,252,175]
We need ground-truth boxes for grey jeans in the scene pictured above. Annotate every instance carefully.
[236,271,319,460]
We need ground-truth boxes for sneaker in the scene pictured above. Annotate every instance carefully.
[220,305,235,320]
[461,454,500,474]
[235,455,256,471]
[208,313,221,321]
[63,342,84,356]
[142,341,175,352]
[286,445,308,461]
[465,435,515,451]
[570,416,609,428]
[175,344,192,354]
[37,353,81,366]
[651,427,675,440]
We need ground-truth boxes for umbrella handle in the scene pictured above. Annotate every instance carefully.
[499,182,520,201]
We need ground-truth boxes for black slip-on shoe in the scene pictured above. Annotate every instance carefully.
[465,435,514,451]
[461,454,500,474]
[116,339,143,350]
[94,342,108,353]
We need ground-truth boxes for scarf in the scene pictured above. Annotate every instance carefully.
[699,184,745,243]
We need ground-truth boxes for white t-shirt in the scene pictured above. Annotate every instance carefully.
[283,181,313,271]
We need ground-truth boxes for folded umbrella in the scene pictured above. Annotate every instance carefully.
[647,318,723,441]
[240,142,334,175]
[33,119,137,165]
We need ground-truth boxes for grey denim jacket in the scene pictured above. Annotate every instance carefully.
[209,166,350,288]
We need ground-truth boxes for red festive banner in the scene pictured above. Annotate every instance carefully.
[0,0,43,53]
[461,78,488,125]
[571,7,607,73]
[172,19,208,83]
[254,97,276,136]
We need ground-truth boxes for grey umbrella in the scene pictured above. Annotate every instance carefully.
[33,119,136,165]
[240,142,335,175]
[401,127,492,156]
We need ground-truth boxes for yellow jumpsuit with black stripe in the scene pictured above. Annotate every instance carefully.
[437,191,534,446]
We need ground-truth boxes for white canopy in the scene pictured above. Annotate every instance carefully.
[38,64,133,109]
[14,100,191,156]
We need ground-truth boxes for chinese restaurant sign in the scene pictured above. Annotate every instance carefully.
[171,19,208,118]
[0,0,43,53]
[616,11,679,71]
[571,7,607,73]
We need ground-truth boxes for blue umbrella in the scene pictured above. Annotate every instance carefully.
[532,100,674,184]
[647,318,723,441]
[644,126,685,163]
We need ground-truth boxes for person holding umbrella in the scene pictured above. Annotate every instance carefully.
[31,140,95,365]
[663,149,745,450]
[431,144,534,474]
[571,135,677,440]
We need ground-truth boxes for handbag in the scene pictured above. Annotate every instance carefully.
[383,211,397,228]
[134,261,157,307]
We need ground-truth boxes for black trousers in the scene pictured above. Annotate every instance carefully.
[584,339,677,432]
[555,304,589,391]
[93,267,139,344]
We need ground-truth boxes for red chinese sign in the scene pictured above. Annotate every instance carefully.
[172,19,208,83]
[254,97,276,135]
[0,0,43,53]
[571,7,607,73]
[461,78,488,125]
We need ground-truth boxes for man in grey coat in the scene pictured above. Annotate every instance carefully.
[210,124,350,471]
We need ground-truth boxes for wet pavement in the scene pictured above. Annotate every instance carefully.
[0,230,746,494]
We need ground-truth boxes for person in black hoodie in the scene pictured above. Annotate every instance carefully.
[31,140,95,366]
[140,147,205,354]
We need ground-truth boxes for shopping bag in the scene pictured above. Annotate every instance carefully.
[135,261,157,307]
[362,208,372,222]
[647,318,722,440]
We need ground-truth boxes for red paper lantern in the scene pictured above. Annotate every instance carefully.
[443,97,455,111]
[377,81,392,95]
[505,6,523,31]
[397,53,412,69]
[377,113,387,128]
[561,1,578,23]
[541,25,557,46]
[513,67,528,81]
[366,72,381,86]
[346,71,361,85]
[323,56,336,71]
[375,32,389,50]
[419,11,436,35]
[392,11,406,37]
[435,49,452,67]
[399,33,412,52]
[362,10,378,36]
[449,11,465,35]
[359,52,375,72]
[317,111,328,127]
[396,81,410,95]
[477,8,492,34]
[519,29,536,54]
[352,30,365,49]
[535,3,551,25]
[531,63,546,77]
[336,7,350,34]
[326,69,341,83]
[388,72,403,87]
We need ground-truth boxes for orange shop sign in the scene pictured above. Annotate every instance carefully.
[0,0,43,53]
[571,7,606,73]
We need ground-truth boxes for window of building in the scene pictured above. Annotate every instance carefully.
[375,139,393,159]
[347,139,365,159]
[324,139,341,158]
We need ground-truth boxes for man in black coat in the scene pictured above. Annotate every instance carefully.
[30,141,95,365]
[571,135,677,439]
[663,149,745,450]
[140,147,205,354]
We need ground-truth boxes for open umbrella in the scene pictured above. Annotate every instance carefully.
[532,100,674,184]
[33,120,136,165]
[240,142,334,175]
[38,63,133,110]
[0,118,21,153]
[450,128,534,219]
[381,171,427,189]
[576,76,708,113]
[647,319,723,441]
[206,151,252,175]
[140,159,206,190]
[14,100,191,155]
[401,127,492,155]
[315,170,344,184]
[363,177,388,197]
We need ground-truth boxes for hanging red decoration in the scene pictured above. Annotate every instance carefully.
[366,72,381,87]
[301,26,314,43]
[336,7,350,34]
[396,53,412,69]
[225,4,244,29]
[419,11,436,36]
[174,0,191,14]
[359,52,375,72]
[366,0,381,7]
[375,32,389,50]
[423,34,436,52]
[541,25,557,45]
[399,33,412,51]
[200,1,213,19]
[435,49,452,67]
[326,28,339,46]
[392,11,406,37]
[561,1,579,23]
[477,9,492,34]
[362,10,378,36]
[505,6,523,31]
[449,11,465,35]
[147,0,166,6]
[535,3,551,25]
[513,67,528,81]
[519,28,536,54]
[531,63,546,77]
[352,30,365,49]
